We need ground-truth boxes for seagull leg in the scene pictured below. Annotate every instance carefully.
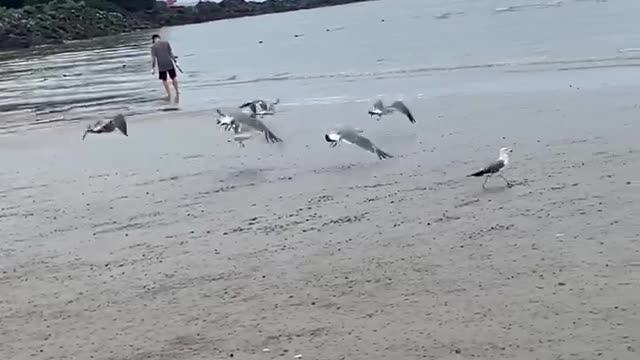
[482,175,490,189]
[499,174,513,188]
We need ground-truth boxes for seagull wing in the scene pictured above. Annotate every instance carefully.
[232,111,282,143]
[90,119,104,130]
[239,100,258,109]
[255,100,268,112]
[390,101,416,123]
[373,99,385,111]
[112,114,128,136]
[239,101,260,114]
[100,120,116,133]
[468,160,505,177]
[340,129,393,160]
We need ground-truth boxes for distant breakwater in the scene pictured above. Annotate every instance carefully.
[0,0,373,51]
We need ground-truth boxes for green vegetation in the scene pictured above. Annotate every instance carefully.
[0,0,154,11]
[0,0,372,50]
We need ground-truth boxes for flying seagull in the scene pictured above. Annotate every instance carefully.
[467,147,514,189]
[368,99,416,123]
[215,111,253,147]
[216,109,282,143]
[324,126,393,160]
[239,99,280,117]
[82,114,128,140]
[216,109,236,132]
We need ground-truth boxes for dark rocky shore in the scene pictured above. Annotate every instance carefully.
[0,0,373,51]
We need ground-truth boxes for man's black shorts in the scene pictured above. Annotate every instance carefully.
[159,68,177,81]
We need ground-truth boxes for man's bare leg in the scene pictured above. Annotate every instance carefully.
[162,80,172,101]
[172,78,180,103]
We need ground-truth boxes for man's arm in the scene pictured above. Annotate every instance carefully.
[150,48,157,70]
[168,43,177,61]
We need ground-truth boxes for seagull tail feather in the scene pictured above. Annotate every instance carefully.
[265,130,283,143]
[468,169,488,177]
[376,148,393,160]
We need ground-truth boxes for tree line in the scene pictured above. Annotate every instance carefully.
[0,0,156,12]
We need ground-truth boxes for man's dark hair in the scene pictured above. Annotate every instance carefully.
[152,34,161,41]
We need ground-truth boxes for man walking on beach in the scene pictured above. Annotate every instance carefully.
[151,34,180,103]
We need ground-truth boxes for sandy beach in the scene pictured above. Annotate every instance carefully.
[1,86,639,359]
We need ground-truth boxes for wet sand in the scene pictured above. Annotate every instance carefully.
[1,88,639,360]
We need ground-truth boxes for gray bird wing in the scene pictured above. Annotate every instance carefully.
[100,121,116,133]
[112,114,128,136]
[239,100,260,108]
[232,111,282,143]
[390,101,416,123]
[340,129,393,159]
[373,99,385,111]
[469,159,505,177]
[334,124,360,133]
[483,159,505,174]
[91,120,104,129]
[255,100,268,111]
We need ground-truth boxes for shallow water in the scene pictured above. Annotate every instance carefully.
[1,0,640,133]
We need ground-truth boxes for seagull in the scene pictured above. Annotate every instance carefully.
[216,109,282,143]
[368,99,416,123]
[215,111,253,147]
[467,147,514,189]
[324,126,393,160]
[216,109,236,132]
[239,99,280,117]
[82,114,128,140]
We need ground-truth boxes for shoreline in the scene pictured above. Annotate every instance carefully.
[0,0,374,52]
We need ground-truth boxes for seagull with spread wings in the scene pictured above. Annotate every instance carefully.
[82,114,128,140]
[216,109,282,144]
[368,99,416,124]
[324,126,393,160]
[239,99,280,117]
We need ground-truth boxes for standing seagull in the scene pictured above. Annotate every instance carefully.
[467,147,514,189]
[368,99,416,123]
[239,99,280,117]
[82,114,128,140]
[324,126,393,160]
[216,109,282,143]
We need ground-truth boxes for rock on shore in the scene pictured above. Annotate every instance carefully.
[0,0,372,51]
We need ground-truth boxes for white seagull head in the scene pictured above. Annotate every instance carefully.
[499,147,513,161]
[215,109,236,131]
[325,131,341,147]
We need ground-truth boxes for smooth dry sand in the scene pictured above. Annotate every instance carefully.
[1,87,639,360]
